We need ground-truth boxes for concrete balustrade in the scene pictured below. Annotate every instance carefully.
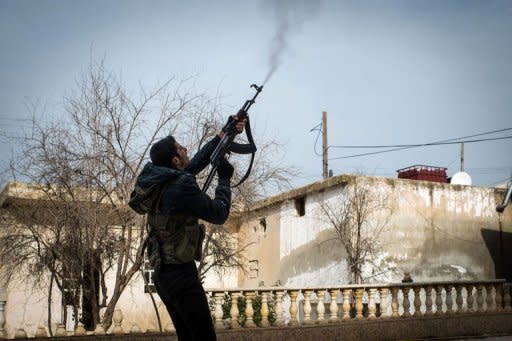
[206,280,508,327]
[3,279,510,339]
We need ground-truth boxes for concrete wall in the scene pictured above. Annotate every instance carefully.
[3,271,62,338]
[237,205,281,288]
[237,175,512,287]
[1,263,238,338]
[1,177,511,335]
[0,182,240,337]
[21,312,512,341]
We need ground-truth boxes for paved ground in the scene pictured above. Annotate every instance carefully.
[454,337,512,341]
[417,336,512,341]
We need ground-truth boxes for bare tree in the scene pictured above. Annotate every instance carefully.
[178,97,297,283]
[1,59,295,330]
[320,177,393,284]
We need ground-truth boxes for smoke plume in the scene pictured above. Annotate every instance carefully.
[262,0,321,85]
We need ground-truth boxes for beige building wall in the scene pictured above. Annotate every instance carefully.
[235,175,512,287]
[237,205,281,288]
[0,182,238,336]
[0,260,236,337]
[1,178,511,335]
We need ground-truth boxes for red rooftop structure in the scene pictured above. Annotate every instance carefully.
[396,165,448,183]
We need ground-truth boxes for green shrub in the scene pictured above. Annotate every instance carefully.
[214,292,276,327]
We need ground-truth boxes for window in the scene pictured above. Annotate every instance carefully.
[295,196,306,217]
[143,254,156,293]
[259,217,267,232]
[249,260,259,279]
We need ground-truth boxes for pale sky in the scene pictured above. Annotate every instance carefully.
[1,0,511,192]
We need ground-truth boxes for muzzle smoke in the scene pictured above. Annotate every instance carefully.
[262,0,320,85]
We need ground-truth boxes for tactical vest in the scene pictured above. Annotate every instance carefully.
[146,212,205,269]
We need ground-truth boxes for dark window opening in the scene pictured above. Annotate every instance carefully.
[259,217,267,232]
[295,196,306,217]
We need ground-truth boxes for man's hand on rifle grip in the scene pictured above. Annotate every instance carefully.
[218,115,246,138]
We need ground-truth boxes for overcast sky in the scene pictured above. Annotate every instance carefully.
[1,0,511,192]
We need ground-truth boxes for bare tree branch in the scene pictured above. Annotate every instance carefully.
[319,177,393,284]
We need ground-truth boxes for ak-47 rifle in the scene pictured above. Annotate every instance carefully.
[202,83,262,192]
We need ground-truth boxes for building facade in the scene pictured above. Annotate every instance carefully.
[1,176,511,337]
[234,174,512,287]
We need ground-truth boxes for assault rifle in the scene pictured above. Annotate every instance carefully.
[202,83,262,192]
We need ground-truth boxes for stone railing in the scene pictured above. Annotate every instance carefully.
[207,279,510,328]
[2,279,510,338]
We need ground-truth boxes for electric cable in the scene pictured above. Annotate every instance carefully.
[329,127,512,149]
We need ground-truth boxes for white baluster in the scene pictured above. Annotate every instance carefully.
[329,289,340,322]
[504,283,512,312]
[303,290,313,325]
[435,286,444,315]
[112,309,124,334]
[317,290,327,324]
[245,291,256,328]
[413,287,422,317]
[342,289,352,321]
[274,291,285,326]
[455,285,463,314]
[477,285,485,313]
[368,288,377,319]
[402,287,411,317]
[289,290,299,326]
[261,292,271,327]
[214,292,225,329]
[391,287,399,318]
[35,326,48,337]
[130,323,142,334]
[495,283,503,312]
[379,288,389,318]
[425,286,433,316]
[14,328,27,339]
[230,292,240,329]
[75,322,86,335]
[467,284,475,313]
[94,322,106,335]
[354,288,363,320]
[445,285,454,314]
[486,284,495,312]
[55,323,67,336]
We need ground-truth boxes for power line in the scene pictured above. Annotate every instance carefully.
[327,127,512,161]
[329,127,512,149]
[329,135,512,160]
[309,122,323,156]
[0,117,32,122]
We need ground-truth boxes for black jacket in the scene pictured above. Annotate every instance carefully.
[134,136,231,225]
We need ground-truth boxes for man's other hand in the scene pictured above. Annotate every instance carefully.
[217,158,234,180]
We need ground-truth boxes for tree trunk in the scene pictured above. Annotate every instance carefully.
[47,272,54,337]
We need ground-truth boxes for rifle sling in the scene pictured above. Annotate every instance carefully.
[231,117,256,188]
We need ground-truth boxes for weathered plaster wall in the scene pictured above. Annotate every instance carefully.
[3,272,62,338]
[238,204,281,288]
[0,181,240,335]
[238,175,512,287]
[377,178,505,282]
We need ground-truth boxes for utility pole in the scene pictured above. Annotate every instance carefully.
[460,142,465,172]
[322,111,328,179]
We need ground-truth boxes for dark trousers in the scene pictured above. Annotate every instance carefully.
[154,262,216,341]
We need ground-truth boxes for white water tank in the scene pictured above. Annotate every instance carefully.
[451,171,472,185]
